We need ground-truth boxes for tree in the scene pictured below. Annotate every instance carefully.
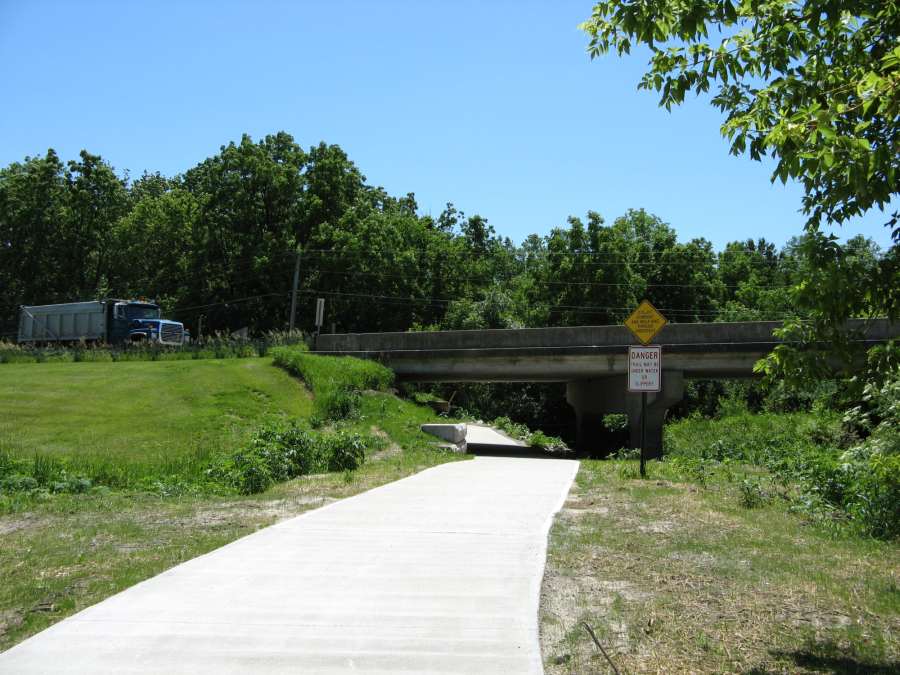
[180,132,310,332]
[581,1,900,384]
[0,150,68,327]
[581,0,899,234]
[64,151,129,298]
[109,187,199,311]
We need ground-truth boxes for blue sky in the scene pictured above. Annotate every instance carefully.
[1,0,893,251]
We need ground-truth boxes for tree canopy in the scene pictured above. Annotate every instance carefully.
[581,0,899,386]
[581,0,899,235]
[0,131,888,351]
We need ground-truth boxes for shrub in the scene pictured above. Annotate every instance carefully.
[602,414,628,432]
[32,454,63,485]
[666,371,900,538]
[1,474,39,493]
[739,478,770,509]
[489,416,570,453]
[322,431,366,472]
[319,389,362,422]
[216,448,275,495]
[208,422,368,495]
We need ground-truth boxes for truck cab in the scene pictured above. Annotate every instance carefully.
[109,301,185,345]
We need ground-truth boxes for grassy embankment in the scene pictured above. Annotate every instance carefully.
[540,411,899,674]
[0,351,463,651]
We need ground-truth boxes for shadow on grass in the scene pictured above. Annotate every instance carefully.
[746,639,899,675]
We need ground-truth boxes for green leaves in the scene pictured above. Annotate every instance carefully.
[581,0,900,231]
[582,0,900,388]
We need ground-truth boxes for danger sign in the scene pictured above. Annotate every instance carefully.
[628,345,661,392]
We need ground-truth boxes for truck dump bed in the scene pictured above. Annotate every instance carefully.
[18,301,106,343]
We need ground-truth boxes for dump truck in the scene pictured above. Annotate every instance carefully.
[18,299,186,346]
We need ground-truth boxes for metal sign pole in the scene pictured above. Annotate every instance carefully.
[640,391,647,478]
[289,249,301,332]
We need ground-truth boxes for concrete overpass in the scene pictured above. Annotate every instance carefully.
[316,319,897,455]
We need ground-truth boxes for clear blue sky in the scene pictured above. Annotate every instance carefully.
[1,0,894,251]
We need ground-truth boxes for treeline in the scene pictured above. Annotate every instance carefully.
[0,131,890,340]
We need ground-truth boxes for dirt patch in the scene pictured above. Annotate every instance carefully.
[179,496,337,530]
[637,519,676,534]
[0,610,23,638]
[368,425,402,461]
[668,551,718,568]
[0,514,43,536]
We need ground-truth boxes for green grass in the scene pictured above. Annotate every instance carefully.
[0,358,312,464]
[0,354,465,651]
[271,347,393,394]
[541,457,900,674]
[271,347,393,422]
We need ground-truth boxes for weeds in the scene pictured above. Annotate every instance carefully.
[0,331,308,365]
[2,422,369,499]
[271,347,393,422]
[665,371,900,539]
[738,477,771,509]
[489,416,571,453]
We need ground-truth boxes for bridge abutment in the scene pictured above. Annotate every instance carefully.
[566,370,684,457]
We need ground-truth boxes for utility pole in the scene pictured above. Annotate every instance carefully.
[289,248,301,332]
[197,315,204,343]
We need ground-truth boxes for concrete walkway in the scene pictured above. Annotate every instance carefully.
[465,423,529,448]
[0,456,578,674]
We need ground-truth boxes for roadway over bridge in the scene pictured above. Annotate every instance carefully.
[316,319,896,455]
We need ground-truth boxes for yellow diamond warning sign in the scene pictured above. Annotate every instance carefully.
[625,300,667,345]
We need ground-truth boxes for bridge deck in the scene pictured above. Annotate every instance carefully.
[315,319,895,382]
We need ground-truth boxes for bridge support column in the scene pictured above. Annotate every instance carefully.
[566,377,627,455]
[566,371,684,457]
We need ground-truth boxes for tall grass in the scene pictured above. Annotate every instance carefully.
[0,443,221,501]
[271,347,394,422]
[665,400,900,539]
[0,331,308,365]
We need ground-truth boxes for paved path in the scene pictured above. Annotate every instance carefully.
[0,456,578,674]
[465,423,529,447]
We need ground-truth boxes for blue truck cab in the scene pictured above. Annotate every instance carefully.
[110,301,186,345]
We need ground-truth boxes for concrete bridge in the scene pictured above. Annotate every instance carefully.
[316,319,896,455]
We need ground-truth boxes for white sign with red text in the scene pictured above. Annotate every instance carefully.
[628,345,661,392]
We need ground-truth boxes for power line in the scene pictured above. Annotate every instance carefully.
[171,292,290,315]
[310,268,796,291]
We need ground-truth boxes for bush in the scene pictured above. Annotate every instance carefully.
[489,416,571,454]
[666,371,900,539]
[0,450,99,497]
[322,430,366,472]
[208,422,368,495]
[602,414,628,432]
[739,477,771,509]
[320,389,362,422]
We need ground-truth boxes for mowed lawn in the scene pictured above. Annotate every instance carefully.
[0,358,312,463]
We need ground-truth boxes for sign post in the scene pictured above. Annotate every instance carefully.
[624,301,667,478]
[315,297,325,333]
[314,298,325,348]
[628,345,661,477]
